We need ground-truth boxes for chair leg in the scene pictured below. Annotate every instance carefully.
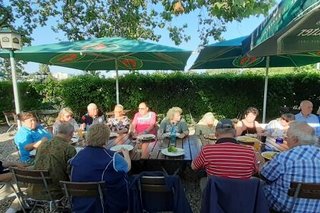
[7,124,15,133]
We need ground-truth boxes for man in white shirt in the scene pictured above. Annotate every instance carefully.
[295,100,320,136]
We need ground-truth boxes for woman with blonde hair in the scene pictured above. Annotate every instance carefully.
[195,112,219,135]
[53,107,79,135]
[158,107,189,139]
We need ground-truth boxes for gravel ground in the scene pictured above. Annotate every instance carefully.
[0,125,201,213]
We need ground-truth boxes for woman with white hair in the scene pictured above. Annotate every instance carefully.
[107,104,130,133]
[70,124,130,213]
[158,107,189,139]
[53,107,79,135]
[195,112,219,135]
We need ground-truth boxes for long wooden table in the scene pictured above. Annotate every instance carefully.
[105,133,202,174]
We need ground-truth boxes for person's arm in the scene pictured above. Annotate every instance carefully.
[0,173,13,182]
[113,150,131,172]
[191,149,205,171]
[177,120,189,138]
[255,121,263,134]
[130,114,138,134]
[235,121,244,136]
[157,119,169,139]
[24,137,48,150]
[2,161,27,169]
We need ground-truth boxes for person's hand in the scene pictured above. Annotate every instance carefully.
[41,137,48,143]
[176,133,185,138]
[120,148,129,156]
[161,132,170,139]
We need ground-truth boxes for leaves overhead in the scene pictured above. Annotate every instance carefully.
[0,0,274,46]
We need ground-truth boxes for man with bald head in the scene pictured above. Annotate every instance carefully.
[80,103,105,130]
[261,122,320,212]
[295,100,320,136]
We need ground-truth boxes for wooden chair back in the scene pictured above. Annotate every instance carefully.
[11,167,56,212]
[60,181,105,210]
[288,182,320,199]
[139,176,174,212]
[3,111,17,132]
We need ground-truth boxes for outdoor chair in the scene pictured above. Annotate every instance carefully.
[59,181,105,212]
[11,167,62,213]
[139,175,175,212]
[288,182,320,212]
[3,111,17,133]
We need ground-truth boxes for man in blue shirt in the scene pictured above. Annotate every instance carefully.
[261,121,320,213]
[295,100,320,136]
[14,112,52,164]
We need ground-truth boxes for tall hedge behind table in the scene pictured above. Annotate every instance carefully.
[1,72,320,123]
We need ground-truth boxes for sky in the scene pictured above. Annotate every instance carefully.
[23,7,267,76]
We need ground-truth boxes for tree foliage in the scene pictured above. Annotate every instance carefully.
[0,0,274,46]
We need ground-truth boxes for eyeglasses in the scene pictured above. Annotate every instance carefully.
[281,117,290,123]
[138,108,146,110]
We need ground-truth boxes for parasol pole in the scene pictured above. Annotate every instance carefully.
[262,56,270,123]
[115,59,119,104]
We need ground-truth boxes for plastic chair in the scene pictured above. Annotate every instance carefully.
[3,111,17,133]
[11,167,61,213]
[59,181,105,212]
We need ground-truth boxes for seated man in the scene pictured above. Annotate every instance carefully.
[192,119,259,190]
[80,103,105,130]
[14,112,52,165]
[295,100,320,136]
[70,124,131,213]
[28,122,76,200]
[0,160,26,213]
[158,107,189,139]
[261,122,320,213]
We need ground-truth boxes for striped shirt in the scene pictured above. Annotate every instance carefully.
[261,145,320,213]
[193,138,258,179]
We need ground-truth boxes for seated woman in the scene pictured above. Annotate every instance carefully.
[195,112,219,135]
[70,124,131,213]
[14,112,52,165]
[264,113,295,152]
[130,102,157,136]
[107,104,130,133]
[158,107,189,139]
[235,107,263,136]
[52,107,79,135]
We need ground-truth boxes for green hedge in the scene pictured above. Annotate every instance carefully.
[1,72,320,123]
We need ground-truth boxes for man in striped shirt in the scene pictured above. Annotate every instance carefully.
[192,119,259,190]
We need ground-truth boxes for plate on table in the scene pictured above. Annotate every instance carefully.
[109,132,119,138]
[236,136,261,144]
[161,147,184,157]
[203,134,216,140]
[110,144,134,152]
[71,137,79,144]
[137,134,156,142]
[261,151,278,160]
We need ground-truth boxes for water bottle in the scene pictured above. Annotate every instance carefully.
[170,127,176,146]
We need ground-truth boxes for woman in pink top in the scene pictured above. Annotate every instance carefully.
[131,102,157,136]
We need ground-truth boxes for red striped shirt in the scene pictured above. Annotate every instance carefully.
[193,141,258,179]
